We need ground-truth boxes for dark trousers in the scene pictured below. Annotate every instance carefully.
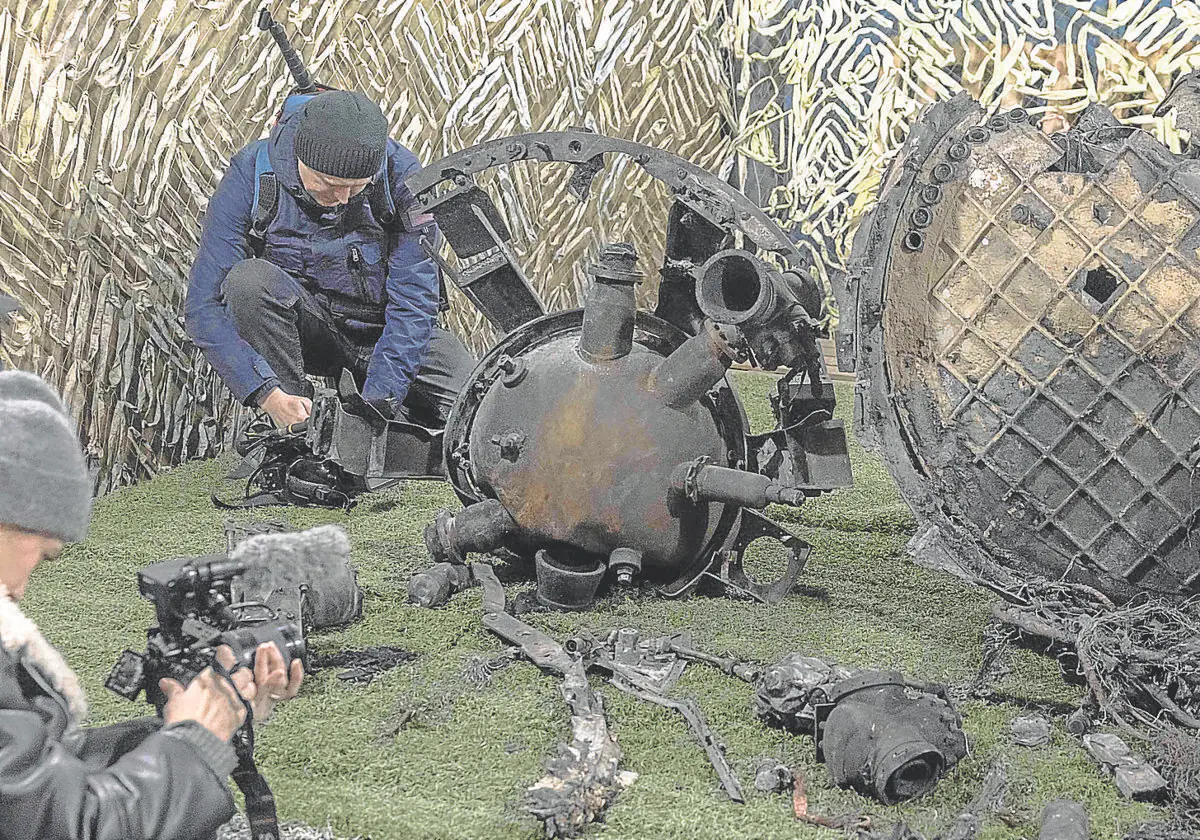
[224,258,475,428]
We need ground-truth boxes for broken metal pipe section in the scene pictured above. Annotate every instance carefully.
[695,250,821,373]
[536,550,607,611]
[578,243,642,362]
[695,250,778,327]
[649,320,745,410]
[672,457,806,507]
[407,561,474,608]
[424,498,516,562]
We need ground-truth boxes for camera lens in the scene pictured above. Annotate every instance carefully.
[218,623,307,671]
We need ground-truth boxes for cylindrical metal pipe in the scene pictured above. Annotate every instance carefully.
[696,249,778,327]
[424,498,516,562]
[578,242,642,362]
[671,460,805,508]
[650,321,743,410]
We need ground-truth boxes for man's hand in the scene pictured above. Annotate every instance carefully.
[160,646,256,742]
[248,641,304,722]
[260,387,311,428]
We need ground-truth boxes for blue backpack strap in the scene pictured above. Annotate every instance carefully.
[248,140,278,257]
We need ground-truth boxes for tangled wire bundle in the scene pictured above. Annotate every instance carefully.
[992,581,1200,733]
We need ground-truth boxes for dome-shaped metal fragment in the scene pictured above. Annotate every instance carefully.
[842,93,1200,600]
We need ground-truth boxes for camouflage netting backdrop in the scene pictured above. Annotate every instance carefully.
[2,0,1200,492]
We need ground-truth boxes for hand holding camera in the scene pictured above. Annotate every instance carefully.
[158,643,304,742]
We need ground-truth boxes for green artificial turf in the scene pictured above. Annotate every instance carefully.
[21,373,1164,839]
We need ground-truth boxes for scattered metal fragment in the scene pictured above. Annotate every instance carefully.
[463,572,742,809]
[754,760,793,794]
[756,654,855,732]
[310,646,417,684]
[963,618,1013,700]
[791,768,871,831]
[567,628,689,694]
[656,636,762,684]
[1011,714,1053,747]
[1040,800,1090,840]
[607,675,744,803]
[939,759,1010,840]
[843,93,1200,602]
[461,648,520,688]
[1084,733,1169,801]
[1066,708,1094,736]
[471,563,631,838]
[407,561,475,607]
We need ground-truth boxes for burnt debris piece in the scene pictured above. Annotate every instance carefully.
[1085,733,1169,802]
[407,130,852,611]
[310,646,417,684]
[992,578,1200,734]
[1040,800,1091,840]
[1011,714,1053,747]
[471,563,632,838]
[754,657,968,805]
[841,91,1200,602]
[435,570,969,824]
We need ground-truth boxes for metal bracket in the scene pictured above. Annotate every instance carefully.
[709,509,810,604]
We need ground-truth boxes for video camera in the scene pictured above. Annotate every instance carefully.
[106,524,362,840]
[105,554,306,709]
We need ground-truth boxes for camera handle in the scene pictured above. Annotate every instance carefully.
[213,661,281,840]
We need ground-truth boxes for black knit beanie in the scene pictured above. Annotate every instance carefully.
[294,90,389,179]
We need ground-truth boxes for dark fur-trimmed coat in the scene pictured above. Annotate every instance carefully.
[0,584,235,839]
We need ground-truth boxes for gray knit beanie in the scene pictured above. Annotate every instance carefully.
[0,372,91,542]
[294,90,389,180]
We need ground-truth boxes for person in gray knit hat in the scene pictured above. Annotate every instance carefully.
[0,370,303,839]
[186,87,474,431]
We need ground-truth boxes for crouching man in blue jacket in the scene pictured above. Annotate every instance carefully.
[185,89,474,428]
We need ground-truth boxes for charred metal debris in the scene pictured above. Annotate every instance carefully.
[309,646,417,685]
[990,578,1200,735]
[841,92,1200,604]
[418,129,855,611]
[987,576,1200,826]
[422,562,966,837]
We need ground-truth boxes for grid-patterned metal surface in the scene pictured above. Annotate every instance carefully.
[864,99,1200,599]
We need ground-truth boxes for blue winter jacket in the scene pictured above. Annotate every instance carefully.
[184,106,439,405]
